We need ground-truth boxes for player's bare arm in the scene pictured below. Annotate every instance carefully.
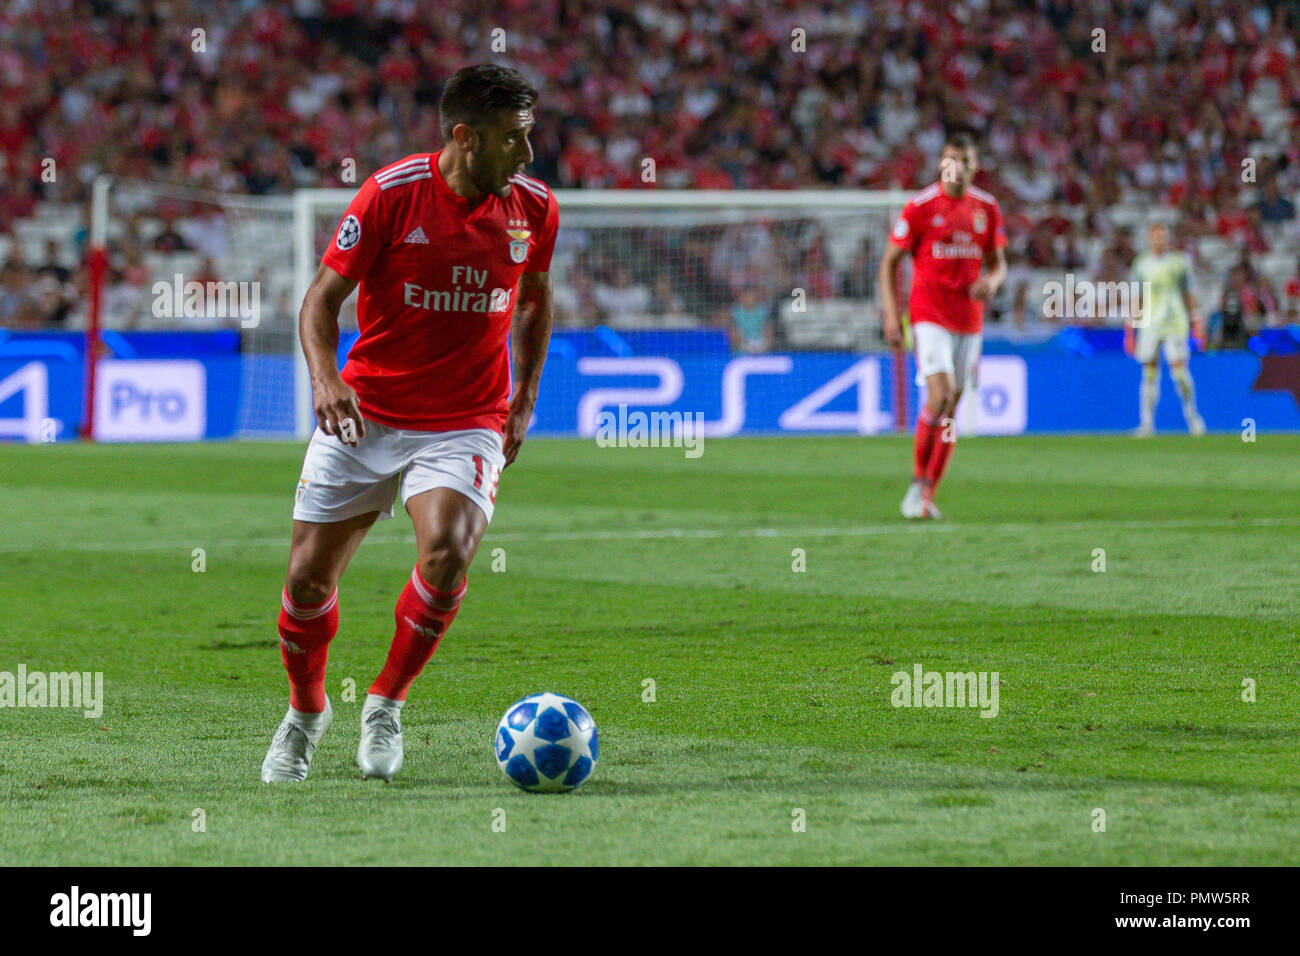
[1183,284,1203,341]
[299,263,364,446]
[504,269,554,467]
[1125,267,1143,351]
[969,246,1007,301]
[879,242,907,347]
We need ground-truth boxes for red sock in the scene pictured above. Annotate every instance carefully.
[369,568,467,701]
[913,409,941,481]
[925,421,956,491]
[278,588,339,713]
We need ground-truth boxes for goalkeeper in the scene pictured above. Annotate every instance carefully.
[1126,223,1206,436]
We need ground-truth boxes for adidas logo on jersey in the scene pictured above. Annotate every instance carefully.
[404,227,429,244]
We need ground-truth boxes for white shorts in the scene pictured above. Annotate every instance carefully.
[1135,322,1189,365]
[913,321,982,391]
[293,419,505,524]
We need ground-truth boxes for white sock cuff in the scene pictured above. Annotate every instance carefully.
[288,701,331,728]
[282,588,338,621]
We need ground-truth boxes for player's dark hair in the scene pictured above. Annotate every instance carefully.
[943,131,977,152]
[439,64,539,141]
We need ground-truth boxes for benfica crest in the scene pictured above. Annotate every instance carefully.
[506,228,531,264]
[973,210,987,234]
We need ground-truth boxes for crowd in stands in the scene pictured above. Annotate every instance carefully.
[1,0,1298,346]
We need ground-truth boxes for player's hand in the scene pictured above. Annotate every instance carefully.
[1123,322,1135,357]
[502,397,532,468]
[313,374,365,447]
[1191,311,1205,349]
[969,276,998,301]
[883,315,903,349]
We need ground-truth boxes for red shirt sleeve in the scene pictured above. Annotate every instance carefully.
[987,200,1007,251]
[321,176,388,281]
[889,201,919,253]
[526,192,560,272]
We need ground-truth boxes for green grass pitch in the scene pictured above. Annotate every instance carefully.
[1,434,1298,865]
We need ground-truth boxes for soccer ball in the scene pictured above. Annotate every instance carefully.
[495,692,598,792]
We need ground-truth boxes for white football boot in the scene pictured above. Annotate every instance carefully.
[261,696,332,783]
[357,694,404,781]
[900,481,925,519]
[921,493,943,520]
[1188,413,1206,437]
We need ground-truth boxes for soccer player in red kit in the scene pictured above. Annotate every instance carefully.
[262,65,558,782]
[879,132,1006,519]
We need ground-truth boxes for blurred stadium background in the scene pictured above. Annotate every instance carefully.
[2,0,1299,441]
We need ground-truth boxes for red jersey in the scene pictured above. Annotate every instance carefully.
[322,152,559,432]
[889,183,1005,334]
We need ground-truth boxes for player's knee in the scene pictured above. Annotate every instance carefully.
[419,532,475,589]
[926,384,951,413]
[283,570,335,607]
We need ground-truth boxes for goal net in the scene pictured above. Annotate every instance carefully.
[90,183,910,439]
[294,188,912,438]
[89,177,299,438]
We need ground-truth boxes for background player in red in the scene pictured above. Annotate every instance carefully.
[879,132,1007,520]
[262,65,558,782]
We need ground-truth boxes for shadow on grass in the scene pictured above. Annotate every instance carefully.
[1136,723,1296,741]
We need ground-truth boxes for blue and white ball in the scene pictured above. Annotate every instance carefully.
[495,693,598,792]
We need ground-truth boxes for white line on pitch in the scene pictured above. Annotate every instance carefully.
[2,516,1297,554]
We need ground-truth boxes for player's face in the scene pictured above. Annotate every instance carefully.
[1148,225,1169,254]
[939,146,977,192]
[469,108,535,199]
